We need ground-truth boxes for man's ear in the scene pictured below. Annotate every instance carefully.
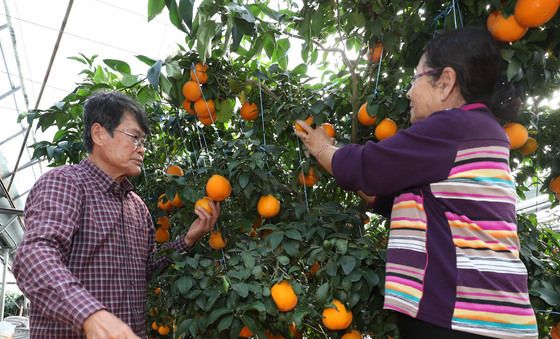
[438,66,458,101]
[90,123,106,147]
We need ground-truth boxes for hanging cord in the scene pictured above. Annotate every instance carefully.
[7,0,74,192]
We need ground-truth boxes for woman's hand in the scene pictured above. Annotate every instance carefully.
[294,121,338,175]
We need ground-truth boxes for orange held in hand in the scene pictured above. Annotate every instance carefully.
[514,0,560,28]
[503,122,528,149]
[206,174,232,201]
[295,116,314,133]
[358,103,376,126]
[257,195,281,218]
[322,299,353,330]
[240,102,259,121]
[182,81,202,102]
[375,118,397,140]
[195,197,213,215]
[321,123,336,138]
[209,231,226,250]
[190,63,209,84]
[486,11,527,43]
[271,280,298,312]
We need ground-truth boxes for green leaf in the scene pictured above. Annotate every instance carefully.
[339,256,357,275]
[227,3,256,23]
[232,283,249,298]
[148,0,165,21]
[179,0,195,30]
[216,98,235,122]
[176,276,194,295]
[93,66,106,84]
[103,59,131,74]
[285,229,302,241]
[197,20,218,62]
[147,60,162,90]
[136,55,157,65]
[165,0,186,32]
[507,59,521,81]
[217,315,234,332]
[335,239,348,254]
[315,282,329,303]
[277,255,290,265]
[207,308,232,326]
[165,61,182,79]
[238,173,250,189]
[292,63,307,76]
[121,74,139,87]
[242,253,256,269]
[267,231,284,250]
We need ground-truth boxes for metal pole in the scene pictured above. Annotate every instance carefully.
[0,248,10,320]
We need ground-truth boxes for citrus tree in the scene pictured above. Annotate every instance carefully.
[21,0,560,338]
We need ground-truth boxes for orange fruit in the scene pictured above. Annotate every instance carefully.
[155,228,170,243]
[309,262,320,275]
[375,118,397,140]
[239,326,254,338]
[194,98,216,117]
[504,122,528,149]
[552,322,560,339]
[358,103,376,126]
[166,165,184,176]
[321,123,336,138]
[370,42,383,63]
[265,330,285,339]
[182,99,195,115]
[157,216,170,229]
[195,197,213,215]
[182,81,202,102]
[157,194,173,212]
[295,116,314,133]
[158,325,170,336]
[515,0,560,27]
[151,321,159,331]
[209,231,226,250]
[298,167,317,187]
[289,322,302,339]
[154,287,161,295]
[519,137,538,156]
[198,112,217,126]
[322,299,353,330]
[206,174,232,201]
[171,192,183,208]
[190,63,209,84]
[487,11,527,43]
[240,102,259,121]
[342,330,362,339]
[257,195,281,218]
[271,280,298,312]
[549,176,560,193]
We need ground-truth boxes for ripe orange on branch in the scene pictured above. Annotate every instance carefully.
[157,194,173,212]
[166,165,184,176]
[190,63,209,84]
[182,81,202,102]
[519,137,537,156]
[208,231,226,250]
[514,0,560,27]
[375,118,397,140]
[155,228,170,243]
[206,174,232,201]
[358,103,376,126]
[271,280,298,312]
[549,176,560,194]
[504,122,528,149]
[239,326,254,338]
[240,101,259,121]
[322,299,353,330]
[257,195,281,218]
[194,98,216,117]
[370,42,383,63]
[342,330,362,339]
[157,216,170,229]
[487,11,527,43]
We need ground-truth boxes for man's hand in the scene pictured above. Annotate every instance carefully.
[184,200,221,247]
[83,310,139,339]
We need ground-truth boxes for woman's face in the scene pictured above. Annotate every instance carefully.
[407,55,441,124]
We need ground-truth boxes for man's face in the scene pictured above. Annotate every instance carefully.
[98,112,146,179]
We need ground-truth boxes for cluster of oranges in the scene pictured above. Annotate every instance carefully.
[358,102,397,141]
[487,0,559,42]
[150,320,171,336]
[503,122,538,156]
[155,165,187,243]
[182,63,217,126]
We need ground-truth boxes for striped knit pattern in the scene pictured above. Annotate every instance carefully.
[384,193,427,318]
[431,145,538,338]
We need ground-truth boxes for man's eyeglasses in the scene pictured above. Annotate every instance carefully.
[411,69,440,83]
[114,129,147,149]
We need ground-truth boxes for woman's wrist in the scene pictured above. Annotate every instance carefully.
[314,143,333,157]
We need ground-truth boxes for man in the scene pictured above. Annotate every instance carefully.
[13,91,220,338]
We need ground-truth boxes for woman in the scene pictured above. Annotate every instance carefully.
[295,27,538,339]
